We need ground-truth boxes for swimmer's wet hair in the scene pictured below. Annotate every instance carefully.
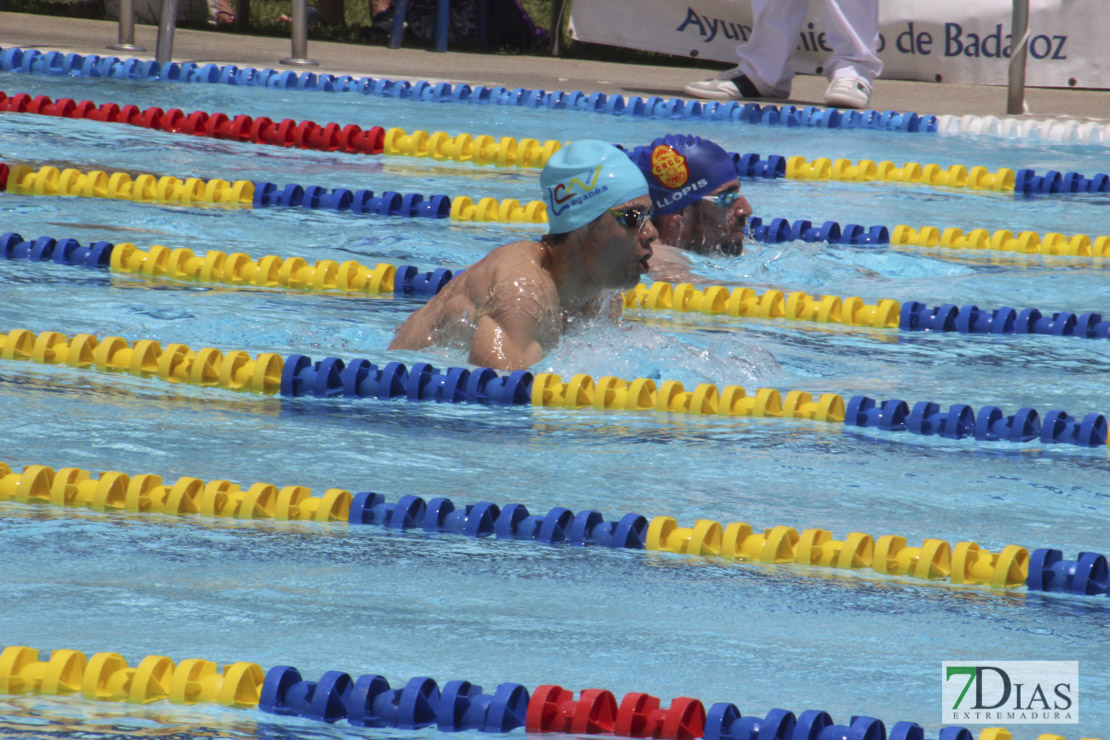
[543,232,570,246]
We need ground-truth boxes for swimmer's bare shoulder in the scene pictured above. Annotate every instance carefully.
[388,239,560,369]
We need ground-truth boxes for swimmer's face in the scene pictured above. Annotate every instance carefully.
[586,195,657,289]
[673,179,752,255]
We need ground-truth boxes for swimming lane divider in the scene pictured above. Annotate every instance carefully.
[0,163,539,223]
[4,44,1110,149]
[6,44,1110,150]
[624,281,1110,344]
[748,216,1110,259]
[0,90,561,170]
[655,143,1104,196]
[9,233,1110,345]
[2,456,1108,603]
[9,212,1110,280]
[6,156,1107,240]
[6,646,1091,740]
[0,45,938,136]
[0,232,453,297]
[7,89,1103,198]
[6,154,1108,244]
[4,90,1083,199]
[2,328,1110,453]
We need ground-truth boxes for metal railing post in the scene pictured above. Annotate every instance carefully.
[108,0,147,52]
[1007,0,1030,115]
[155,0,178,63]
[280,0,319,66]
[550,0,564,57]
[279,0,319,65]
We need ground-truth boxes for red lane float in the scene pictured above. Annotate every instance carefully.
[0,91,385,156]
[527,686,618,734]
[616,693,706,739]
[526,686,705,739]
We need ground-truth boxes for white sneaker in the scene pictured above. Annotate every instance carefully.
[824,76,871,109]
[684,72,781,101]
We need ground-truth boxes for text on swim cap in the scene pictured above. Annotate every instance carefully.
[654,178,709,210]
[548,164,605,216]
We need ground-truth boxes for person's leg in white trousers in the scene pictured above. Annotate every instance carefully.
[733,0,882,98]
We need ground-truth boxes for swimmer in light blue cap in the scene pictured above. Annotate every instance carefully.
[629,134,753,282]
[390,140,656,371]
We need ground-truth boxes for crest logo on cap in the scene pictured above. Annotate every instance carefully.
[650,145,689,189]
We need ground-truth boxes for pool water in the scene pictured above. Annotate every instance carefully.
[0,65,1109,740]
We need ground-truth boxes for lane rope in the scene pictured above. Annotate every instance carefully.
[3,458,1107,598]
[7,90,1107,197]
[9,234,1110,346]
[3,44,1110,147]
[0,645,1100,740]
[2,329,1109,454]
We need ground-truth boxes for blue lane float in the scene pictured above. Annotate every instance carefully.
[394,265,454,296]
[746,216,890,246]
[899,302,1110,339]
[261,668,452,728]
[347,491,649,549]
[0,233,113,267]
[1016,168,1110,195]
[260,667,529,731]
[278,356,533,404]
[251,182,451,218]
[706,704,974,740]
[1028,549,1110,596]
[844,396,1109,447]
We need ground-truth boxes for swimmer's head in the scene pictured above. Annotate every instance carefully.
[541,139,649,235]
[632,134,737,215]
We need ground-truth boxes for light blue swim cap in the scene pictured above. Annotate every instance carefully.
[540,140,649,235]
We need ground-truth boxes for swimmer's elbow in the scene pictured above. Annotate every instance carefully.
[469,318,542,371]
[468,342,541,371]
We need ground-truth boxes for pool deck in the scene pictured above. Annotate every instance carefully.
[1,10,1108,121]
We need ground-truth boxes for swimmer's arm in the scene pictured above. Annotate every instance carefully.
[469,313,543,371]
[577,292,624,321]
[387,305,432,351]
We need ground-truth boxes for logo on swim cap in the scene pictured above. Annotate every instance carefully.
[548,163,605,217]
[650,145,689,189]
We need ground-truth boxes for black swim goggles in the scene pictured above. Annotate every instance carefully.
[608,205,653,230]
[702,186,742,209]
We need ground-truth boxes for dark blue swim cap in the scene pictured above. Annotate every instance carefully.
[631,135,737,216]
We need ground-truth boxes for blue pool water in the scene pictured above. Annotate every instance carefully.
[1,64,1109,740]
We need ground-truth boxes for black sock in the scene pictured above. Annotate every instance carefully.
[730,75,763,98]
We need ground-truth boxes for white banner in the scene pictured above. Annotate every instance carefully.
[569,0,1110,89]
[942,661,1078,724]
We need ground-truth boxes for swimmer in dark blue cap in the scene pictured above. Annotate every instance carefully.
[390,139,656,371]
[630,135,752,280]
